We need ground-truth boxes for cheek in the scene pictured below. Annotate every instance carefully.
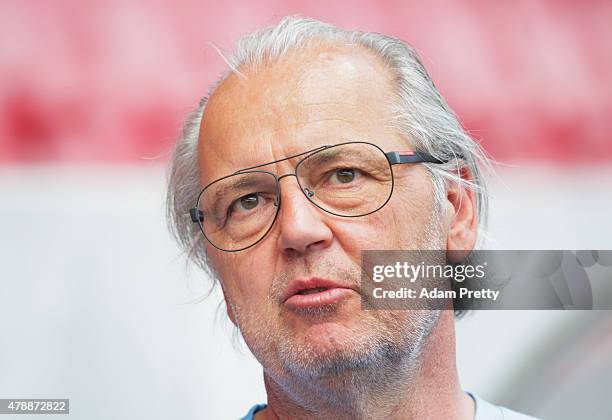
[332,178,437,251]
[390,183,434,223]
[209,249,274,306]
[331,210,400,253]
[392,177,446,248]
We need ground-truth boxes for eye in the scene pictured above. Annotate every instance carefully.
[330,168,361,184]
[231,193,261,213]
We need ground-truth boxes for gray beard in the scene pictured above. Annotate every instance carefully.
[267,308,441,416]
[276,310,439,381]
[229,274,441,412]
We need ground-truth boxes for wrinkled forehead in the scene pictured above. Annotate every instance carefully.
[197,43,402,185]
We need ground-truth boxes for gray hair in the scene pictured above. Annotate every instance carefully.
[166,16,492,314]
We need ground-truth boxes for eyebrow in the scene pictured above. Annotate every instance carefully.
[302,149,343,165]
[302,148,374,167]
[213,177,264,199]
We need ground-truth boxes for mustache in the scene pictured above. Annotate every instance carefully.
[268,255,364,302]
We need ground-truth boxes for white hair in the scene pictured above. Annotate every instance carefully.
[166,16,492,315]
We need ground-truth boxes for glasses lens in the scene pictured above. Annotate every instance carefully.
[198,172,279,251]
[296,142,393,216]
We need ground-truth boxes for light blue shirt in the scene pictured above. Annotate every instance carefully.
[240,403,267,420]
[239,393,540,419]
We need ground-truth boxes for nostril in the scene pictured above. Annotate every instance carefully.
[307,239,328,250]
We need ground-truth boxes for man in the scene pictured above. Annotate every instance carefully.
[167,16,537,420]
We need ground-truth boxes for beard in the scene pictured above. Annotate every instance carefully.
[230,220,441,399]
[228,259,441,412]
[271,258,441,383]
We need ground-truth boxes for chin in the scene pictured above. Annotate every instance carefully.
[276,323,394,380]
[272,310,439,382]
[301,321,358,352]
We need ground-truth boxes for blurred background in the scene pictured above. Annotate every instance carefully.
[1,1,611,419]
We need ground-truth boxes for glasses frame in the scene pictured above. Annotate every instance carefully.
[190,141,447,252]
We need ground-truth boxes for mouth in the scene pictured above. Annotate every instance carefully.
[283,278,357,310]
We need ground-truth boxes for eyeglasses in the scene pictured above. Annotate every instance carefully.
[190,141,446,252]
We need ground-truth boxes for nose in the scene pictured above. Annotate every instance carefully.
[275,175,333,255]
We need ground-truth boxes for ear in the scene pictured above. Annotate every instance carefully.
[218,282,237,326]
[445,167,478,263]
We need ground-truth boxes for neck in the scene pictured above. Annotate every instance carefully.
[256,311,474,420]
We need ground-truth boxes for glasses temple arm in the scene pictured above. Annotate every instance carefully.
[386,151,449,165]
[190,208,204,223]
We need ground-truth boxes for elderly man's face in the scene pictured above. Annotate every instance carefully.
[198,45,451,381]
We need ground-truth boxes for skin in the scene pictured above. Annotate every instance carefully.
[197,42,478,419]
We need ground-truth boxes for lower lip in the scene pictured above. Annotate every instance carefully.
[284,288,355,309]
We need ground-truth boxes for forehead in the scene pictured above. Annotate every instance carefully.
[197,43,405,183]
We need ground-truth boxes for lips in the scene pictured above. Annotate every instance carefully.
[282,277,357,309]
